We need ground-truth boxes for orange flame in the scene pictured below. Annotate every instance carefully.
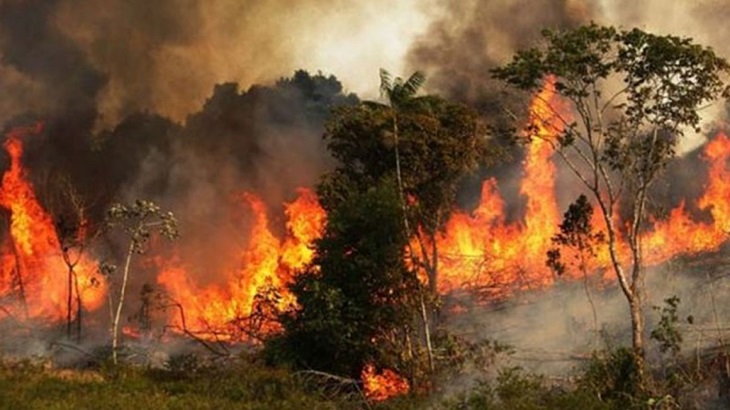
[3,78,730,343]
[157,188,325,339]
[436,77,730,297]
[0,124,105,321]
[436,77,566,296]
[361,363,410,401]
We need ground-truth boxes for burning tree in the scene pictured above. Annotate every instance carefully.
[104,200,179,364]
[493,23,730,382]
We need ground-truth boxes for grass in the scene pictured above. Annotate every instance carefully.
[0,357,352,410]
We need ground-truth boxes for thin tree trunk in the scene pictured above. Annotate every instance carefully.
[67,265,73,338]
[392,111,435,373]
[598,199,647,386]
[112,241,135,365]
[11,242,28,319]
[74,271,83,342]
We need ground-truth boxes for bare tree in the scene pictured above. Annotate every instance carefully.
[104,200,178,364]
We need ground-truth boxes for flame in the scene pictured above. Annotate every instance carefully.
[2,78,730,345]
[361,363,410,401]
[0,124,105,321]
[436,77,566,296]
[643,132,730,262]
[157,188,325,339]
[435,78,730,298]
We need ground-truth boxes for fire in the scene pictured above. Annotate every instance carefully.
[2,78,730,345]
[157,188,325,339]
[361,363,410,401]
[435,78,730,298]
[643,132,730,263]
[0,124,105,322]
[436,77,566,295]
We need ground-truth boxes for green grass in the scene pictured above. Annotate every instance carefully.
[0,358,352,410]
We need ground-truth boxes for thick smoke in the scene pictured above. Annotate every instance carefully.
[50,0,429,129]
[407,0,593,105]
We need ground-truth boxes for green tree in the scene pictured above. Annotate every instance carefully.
[321,71,496,373]
[322,71,496,293]
[270,179,421,380]
[104,200,179,364]
[547,194,605,349]
[493,23,729,382]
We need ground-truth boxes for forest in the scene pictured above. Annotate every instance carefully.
[2,2,730,409]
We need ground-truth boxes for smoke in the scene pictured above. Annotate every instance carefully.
[406,0,593,110]
[446,252,730,378]
[407,0,730,154]
[48,0,429,129]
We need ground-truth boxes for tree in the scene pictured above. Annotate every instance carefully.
[322,71,495,293]
[104,200,178,364]
[321,71,495,373]
[269,179,422,380]
[54,177,93,342]
[547,194,604,348]
[493,23,730,381]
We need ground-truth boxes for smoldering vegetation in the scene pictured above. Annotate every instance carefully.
[445,250,730,375]
[0,3,729,407]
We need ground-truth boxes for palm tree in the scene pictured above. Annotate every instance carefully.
[372,69,434,372]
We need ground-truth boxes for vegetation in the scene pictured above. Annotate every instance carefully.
[103,200,179,364]
[0,356,360,410]
[493,23,730,382]
[268,179,423,380]
[3,23,730,409]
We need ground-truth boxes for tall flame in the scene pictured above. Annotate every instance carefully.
[436,78,730,297]
[0,124,105,321]
[436,77,566,296]
[1,79,730,347]
[157,188,326,339]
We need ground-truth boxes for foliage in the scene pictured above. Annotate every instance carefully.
[268,179,421,380]
[321,79,497,295]
[493,23,730,377]
[546,194,604,275]
[651,296,683,356]
[579,348,647,409]
[322,94,489,225]
[105,200,179,253]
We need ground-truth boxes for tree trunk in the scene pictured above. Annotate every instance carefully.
[392,111,435,373]
[67,265,73,339]
[112,242,135,365]
[600,201,647,386]
[629,292,646,386]
[74,272,83,342]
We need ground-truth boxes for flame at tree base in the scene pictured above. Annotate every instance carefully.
[361,363,410,401]
[0,124,105,323]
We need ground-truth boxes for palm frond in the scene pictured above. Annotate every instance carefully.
[379,68,393,99]
[402,71,426,98]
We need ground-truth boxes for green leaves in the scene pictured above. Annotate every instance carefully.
[272,180,418,378]
[493,23,729,141]
[546,195,604,275]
